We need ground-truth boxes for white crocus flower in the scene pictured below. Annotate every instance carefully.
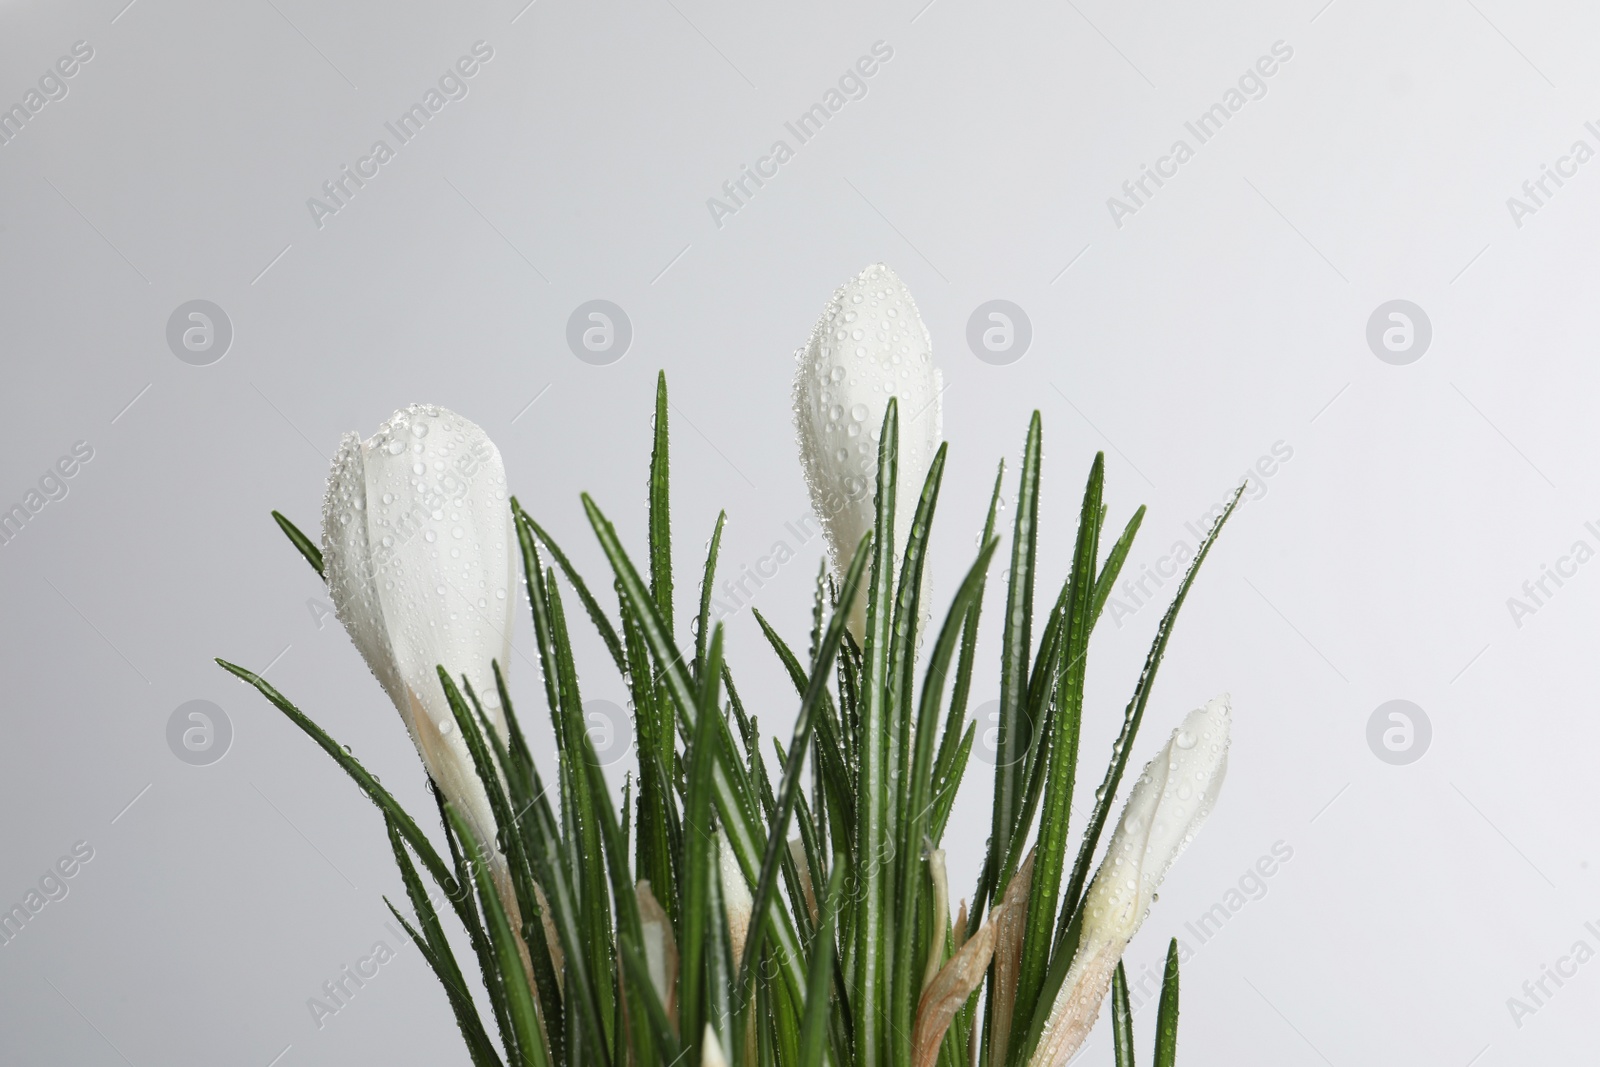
[1030,695,1232,1067]
[321,403,515,859]
[794,263,943,637]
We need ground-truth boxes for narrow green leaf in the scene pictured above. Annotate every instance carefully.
[888,442,949,880]
[855,398,899,1067]
[696,510,727,683]
[623,593,679,925]
[1015,453,1102,1015]
[514,501,626,675]
[798,862,848,1067]
[384,814,502,1067]
[679,626,726,1064]
[446,804,552,1067]
[929,723,974,845]
[932,460,1003,802]
[751,609,856,838]
[1154,939,1180,1067]
[1092,506,1145,621]
[649,370,674,635]
[384,899,503,1067]
[580,493,814,1015]
[1111,961,1134,1067]
[447,673,579,1065]
[271,510,324,577]
[891,536,1001,1062]
[986,412,1043,904]
[739,531,872,992]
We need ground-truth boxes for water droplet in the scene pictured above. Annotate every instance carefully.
[386,439,405,455]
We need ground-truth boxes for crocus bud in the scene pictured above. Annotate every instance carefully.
[1030,696,1231,1067]
[321,403,515,856]
[793,263,943,637]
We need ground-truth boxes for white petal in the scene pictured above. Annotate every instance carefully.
[323,432,407,714]
[794,263,942,636]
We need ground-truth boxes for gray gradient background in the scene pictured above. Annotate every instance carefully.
[1,0,1593,1063]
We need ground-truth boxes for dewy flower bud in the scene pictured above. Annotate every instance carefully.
[793,263,943,636]
[321,403,515,856]
[1030,695,1232,1067]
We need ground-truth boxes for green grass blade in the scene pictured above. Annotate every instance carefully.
[856,398,899,1067]
[799,862,848,1067]
[1111,961,1134,1067]
[679,626,726,1064]
[1015,454,1102,1016]
[385,899,504,1067]
[384,815,504,1067]
[270,510,324,577]
[1092,506,1145,620]
[649,370,674,635]
[485,667,568,1060]
[541,577,617,1049]
[932,460,1003,802]
[739,531,871,992]
[514,501,626,675]
[1154,939,1180,1067]
[507,541,619,1062]
[891,536,1001,1062]
[888,441,948,838]
[929,722,974,845]
[998,500,1138,885]
[623,594,679,924]
[986,413,1042,904]
[751,609,856,839]
[696,510,727,682]
[445,672,580,1063]
[446,805,553,1067]
[888,442,949,882]
[580,493,814,1014]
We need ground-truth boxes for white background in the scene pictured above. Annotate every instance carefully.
[1,0,1596,1063]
